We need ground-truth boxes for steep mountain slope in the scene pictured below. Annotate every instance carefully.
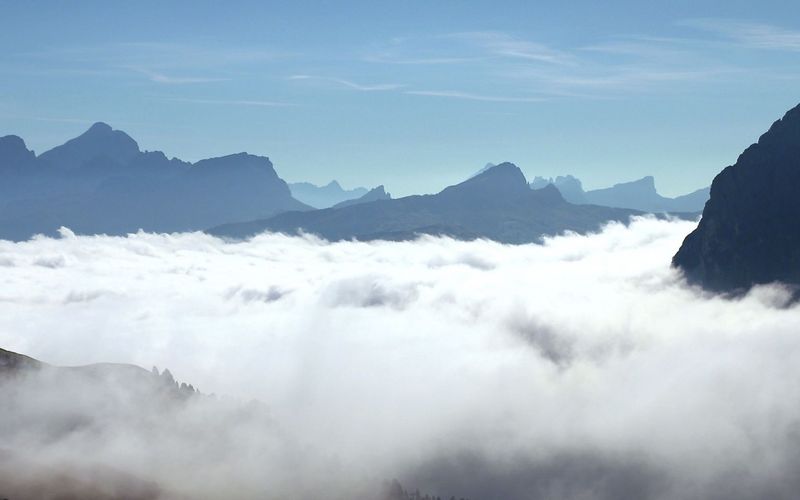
[209,163,641,243]
[673,103,800,293]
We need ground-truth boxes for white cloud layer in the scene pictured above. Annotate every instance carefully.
[2,217,800,499]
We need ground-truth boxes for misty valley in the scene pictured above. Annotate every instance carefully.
[3,4,800,499]
[3,217,800,499]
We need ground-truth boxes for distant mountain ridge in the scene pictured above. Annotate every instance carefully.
[1,123,707,243]
[0,122,311,240]
[333,185,391,208]
[673,102,800,294]
[289,180,370,208]
[38,121,140,171]
[209,162,645,244]
[530,174,709,213]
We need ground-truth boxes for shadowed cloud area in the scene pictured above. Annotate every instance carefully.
[2,218,800,499]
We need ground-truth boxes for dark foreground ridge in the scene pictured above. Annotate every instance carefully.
[0,347,198,500]
[209,163,648,244]
[673,103,800,294]
[0,347,469,500]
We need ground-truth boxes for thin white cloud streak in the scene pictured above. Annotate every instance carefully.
[22,42,284,69]
[362,54,478,65]
[405,89,546,102]
[682,18,800,51]
[2,218,800,498]
[367,26,799,99]
[535,68,735,89]
[289,74,405,91]
[444,31,575,65]
[159,97,294,107]
[129,67,230,84]
[9,42,284,86]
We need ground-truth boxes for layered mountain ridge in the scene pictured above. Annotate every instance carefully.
[209,162,644,244]
[289,180,371,208]
[0,122,310,239]
[530,174,709,213]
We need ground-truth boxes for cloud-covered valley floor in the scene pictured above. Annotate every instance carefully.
[2,217,800,500]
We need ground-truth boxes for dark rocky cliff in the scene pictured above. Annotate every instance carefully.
[673,103,800,293]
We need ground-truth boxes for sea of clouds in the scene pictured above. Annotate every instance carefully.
[2,217,800,499]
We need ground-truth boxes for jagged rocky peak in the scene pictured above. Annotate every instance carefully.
[529,175,552,189]
[191,152,277,174]
[530,175,585,203]
[673,102,800,294]
[38,121,141,169]
[440,162,532,202]
[628,175,657,191]
[532,182,566,204]
[602,175,658,194]
[0,135,36,168]
[331,184,392,209]
[469,161,527,186]
[0,135,32,154]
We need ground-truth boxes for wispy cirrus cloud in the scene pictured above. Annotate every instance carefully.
[129,67,230,85]
[0,113,95,125]
[21,41,284,69]
[364,24,792,100]
[404,90,545,103]
[288,74,405,91]
[11,41,285,85]
[444,31,575,65]
[681,19,800,51]
[362,55,477,65]
[363,31,571,66]
[158,97,294,107]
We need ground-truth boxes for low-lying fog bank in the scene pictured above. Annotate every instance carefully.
[2,217,799,499]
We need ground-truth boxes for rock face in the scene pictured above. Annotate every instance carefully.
[209,163,643,244]
[673,103,800,293]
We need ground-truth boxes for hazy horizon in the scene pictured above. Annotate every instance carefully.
[5,217,800,499]
[3,3,800,499]
[2,1,800,196]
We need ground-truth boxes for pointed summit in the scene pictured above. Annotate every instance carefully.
[38,122,140,170]
[86,121,113,134]
[442,162,530,201]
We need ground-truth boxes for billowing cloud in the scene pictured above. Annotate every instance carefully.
[1,217,800,499]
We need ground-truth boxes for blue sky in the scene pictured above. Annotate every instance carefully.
[1,1,799,196]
